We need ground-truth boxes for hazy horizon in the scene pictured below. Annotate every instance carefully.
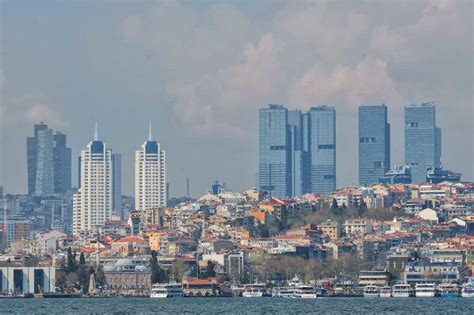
[1,0,473,197]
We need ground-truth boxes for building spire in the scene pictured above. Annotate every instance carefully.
[148,121,153,141]
[94,121,99,141]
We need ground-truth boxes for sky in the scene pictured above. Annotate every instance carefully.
[0,0,473,197]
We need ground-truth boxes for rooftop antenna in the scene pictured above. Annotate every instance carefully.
[148,121,153,141]
[94,121,99,141]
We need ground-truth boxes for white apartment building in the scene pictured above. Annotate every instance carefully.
[73,126,114,236]
[135,125,167,214]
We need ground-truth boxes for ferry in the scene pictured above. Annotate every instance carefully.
[379,286,392,298]
[242,284,266,298]
[415,283,436,298]
[461,282,474,298]
[292,285,317,299]
[363,285,379,298]
[438,283,459,298]
[271,286,295,298]
[391,284,410,298]
[150,283,185,298]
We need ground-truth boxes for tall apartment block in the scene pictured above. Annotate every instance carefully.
[359,105,390,185]
[135,124,167,218]
[405,103,441,183]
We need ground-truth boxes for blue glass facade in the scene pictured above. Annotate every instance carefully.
[259,105,291,197]
[358,105,390,185]
[307,106,336,195]
[404,103,441,183]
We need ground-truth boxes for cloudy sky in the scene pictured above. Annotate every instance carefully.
[0,0,472,197]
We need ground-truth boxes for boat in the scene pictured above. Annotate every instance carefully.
[461,282,474,298]
[391,284,410,298]
[271,286,295,298]
[242,284,266,298]
[379,286,392,298]
[438,283,459,298]
[363,285,379,298]
[415,283,436,298]
[150,283,185,298]
[292,285,317,299]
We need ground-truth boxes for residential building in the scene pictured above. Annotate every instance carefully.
[359,105,390,185]
[405,103,441,183]
[73,124,114,236]
[317,220,340,240]
[112,153,122,219]
[135,124,167,217]
[344,218,373,235]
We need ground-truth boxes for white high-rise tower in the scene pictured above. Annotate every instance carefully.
[135,122,167,213]
[73,123,114,236]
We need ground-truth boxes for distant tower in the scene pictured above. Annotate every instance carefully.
[135,122,167,214]
[73,123,114,236]
[27,122,54,195]
[186,178,190,198]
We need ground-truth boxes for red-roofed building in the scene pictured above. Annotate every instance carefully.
[111,236,149,256]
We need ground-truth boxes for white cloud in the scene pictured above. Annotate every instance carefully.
[24,104,69,129]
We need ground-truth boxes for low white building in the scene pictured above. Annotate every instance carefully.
[0,266,56,295]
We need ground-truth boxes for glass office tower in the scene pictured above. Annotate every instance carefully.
[53,132,72,193]
[359,105,390,185]
[259,105,291,197]
[404,103,441,183]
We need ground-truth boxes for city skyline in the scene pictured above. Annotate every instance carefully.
[1,0,472,197]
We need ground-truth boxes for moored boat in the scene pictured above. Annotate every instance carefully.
[379,286,392,298]
[415,283,435,298]
[242,283,265,298]
[292,285,317,299]
[363,285,379,298]
[391,284,410,298]
[271,286,295,298]
[438,283,459,298]
[150,283,185,298]
[461,282,474,298]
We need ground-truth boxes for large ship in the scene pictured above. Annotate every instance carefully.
[150,283,185,298]
[271,286,295,298]
[415,283,436,298]
[438,283,459,298]
[391,284,410,298]
[242,284,266,298]
[363,285,380,298]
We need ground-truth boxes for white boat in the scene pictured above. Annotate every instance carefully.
[150,283,185,298]
[271,286,295,298]
[415,283,435,298]
[379,286,392,298]
[363,285,379,298]
[292,285,317,299]
[461,282,474,298]
[242,284,265,298]
[391,284,410,298]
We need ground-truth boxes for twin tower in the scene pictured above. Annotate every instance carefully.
[72,123,166,236]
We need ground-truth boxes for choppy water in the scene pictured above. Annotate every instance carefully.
[0,297,473,314]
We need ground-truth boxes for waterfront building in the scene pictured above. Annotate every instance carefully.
[135,124,167,217]
[259,105,291,197]
[405,103,441,183]
[73,124,114,236]
[359,105,390,185]
[378,165,412,185]
[305,106,336,195]
[53,132,72,193]
[0,266,56,294]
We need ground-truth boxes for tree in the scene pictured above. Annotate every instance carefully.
[66,247,76,274]
[331,198,339,210]
[150,251,167,284]
[79,252,86,265]
[95,265,107,287]
[170,260,189,282]
[205,261,216,278]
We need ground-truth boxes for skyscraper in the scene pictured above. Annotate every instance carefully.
[405,103,441,183]
[53,132,72,193]
[259,104,291,197]
[358,105,390,185]
[135,123,167,216]
[73,124,114,236]
[27,122,54,195]
[258,104,337,197]
[305,106,336,195]
[112,153,122,219]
